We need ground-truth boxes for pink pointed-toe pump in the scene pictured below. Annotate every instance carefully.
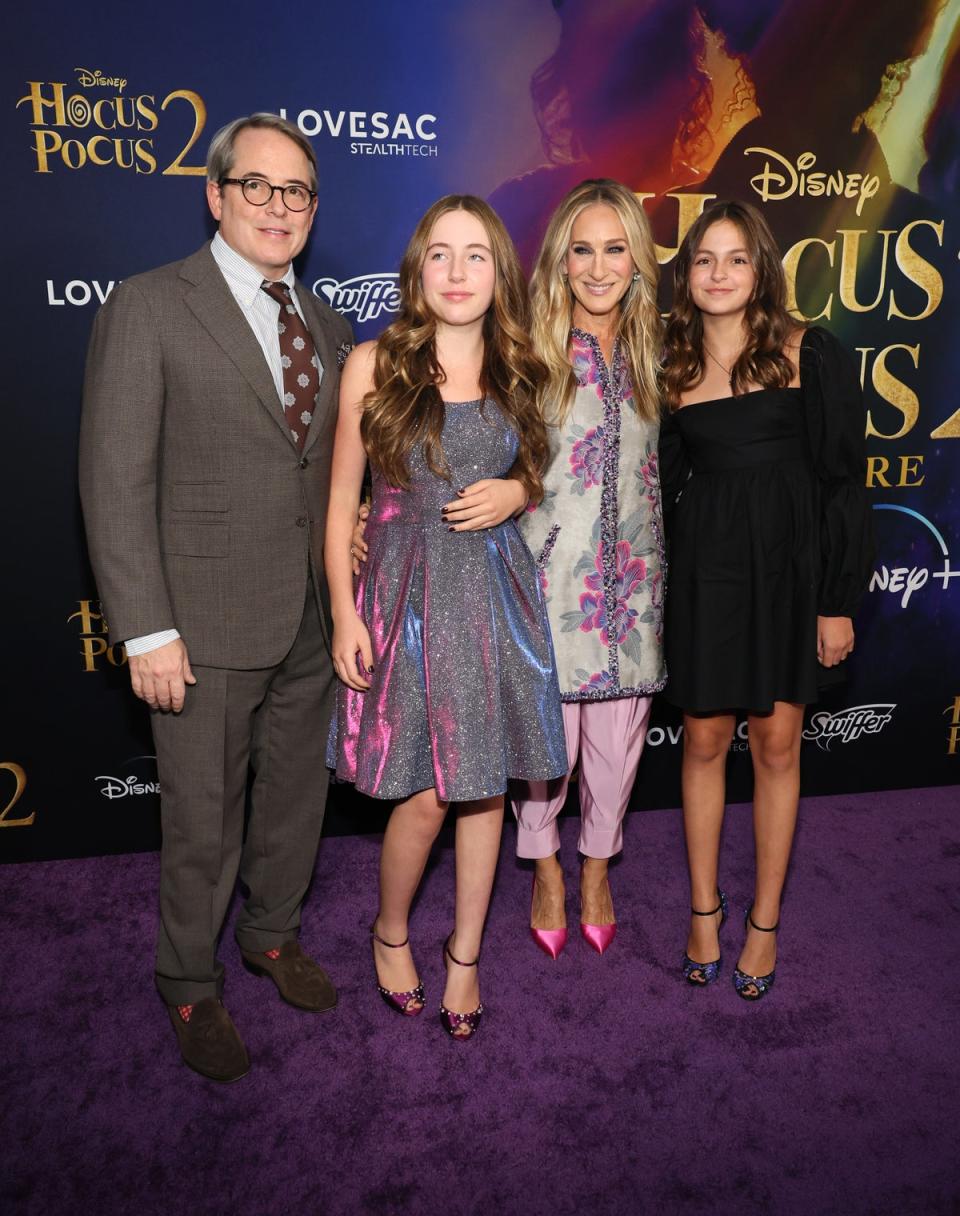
[580,867,616,954]
[531,925,569,959]
[580,921,616,954]
[529,876,567,959]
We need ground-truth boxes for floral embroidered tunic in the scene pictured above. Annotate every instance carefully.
[519,328,667,701]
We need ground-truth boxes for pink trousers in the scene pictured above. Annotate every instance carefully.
[513,697,653,859]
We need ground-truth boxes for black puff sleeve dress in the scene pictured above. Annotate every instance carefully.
[660,326,875,714]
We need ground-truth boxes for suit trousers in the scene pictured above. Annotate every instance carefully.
[151,586,334,1005]
[513,697,653,860]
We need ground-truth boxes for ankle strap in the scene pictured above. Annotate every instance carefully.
[747,910,780,933]
[370,922,408,949]
[691,898,722,917]
[444,935,479,968]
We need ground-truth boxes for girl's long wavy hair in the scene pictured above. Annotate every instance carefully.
[662,200,798,407]
[529,179,662,427]
[360,195,549,500]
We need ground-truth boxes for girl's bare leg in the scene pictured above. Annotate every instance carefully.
[444,795,504,1016]
[373,787,448,1004]
[682,712,736,972]
[737,701,804,987]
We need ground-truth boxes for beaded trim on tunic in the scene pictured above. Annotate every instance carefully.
[564,328,666,701]
[536,522,561,572]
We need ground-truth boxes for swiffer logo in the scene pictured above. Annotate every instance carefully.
[802,705,895,750]
[313,274,400,325]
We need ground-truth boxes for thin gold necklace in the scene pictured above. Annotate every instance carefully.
[703,343,738,388]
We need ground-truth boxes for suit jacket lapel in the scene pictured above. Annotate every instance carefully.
[179,246,290,440]
[298,284,340,455]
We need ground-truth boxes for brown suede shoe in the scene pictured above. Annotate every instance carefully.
[166,998,250,1083]
[241,940,338,1012]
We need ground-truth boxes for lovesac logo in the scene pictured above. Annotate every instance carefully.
[869,505,960,608]
[802,704,895,750]
[645,721,750,752]
[280,107,438,157]
[314,274,401,325]
[95,755,160,800]
[47,279,118,306]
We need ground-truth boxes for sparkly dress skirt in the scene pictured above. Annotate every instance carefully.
[328,400,567,802]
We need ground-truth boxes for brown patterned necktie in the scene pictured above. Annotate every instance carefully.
[261,280,320,451]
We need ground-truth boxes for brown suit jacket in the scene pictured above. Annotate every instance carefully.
[79,242,353,668]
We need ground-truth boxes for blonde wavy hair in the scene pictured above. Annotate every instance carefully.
[529,179,662,426]
[361,195,549,499]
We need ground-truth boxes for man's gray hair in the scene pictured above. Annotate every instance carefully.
[206,113,318,191]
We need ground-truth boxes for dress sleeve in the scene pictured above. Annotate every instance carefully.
[801,326,876,616]
[657,406,691,519]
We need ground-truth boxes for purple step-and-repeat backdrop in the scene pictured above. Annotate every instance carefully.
[2,0,958,861]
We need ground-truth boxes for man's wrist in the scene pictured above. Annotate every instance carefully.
[124,629,181,657]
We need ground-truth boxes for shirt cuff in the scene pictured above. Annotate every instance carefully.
[124,629,181,656]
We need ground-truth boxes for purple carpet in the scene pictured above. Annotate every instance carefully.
[2,787,958,1216]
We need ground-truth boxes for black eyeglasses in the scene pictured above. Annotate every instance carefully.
[219,177,317,212]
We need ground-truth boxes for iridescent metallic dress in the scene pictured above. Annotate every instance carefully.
[329,399,567,802]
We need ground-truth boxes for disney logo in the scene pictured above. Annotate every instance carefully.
[313,274,401,325]
[95,774,160,799]
[75,67,127,92]
[745,147,880,217]
[802,704,895,750]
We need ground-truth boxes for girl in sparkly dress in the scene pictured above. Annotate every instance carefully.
[325,196,566,1039]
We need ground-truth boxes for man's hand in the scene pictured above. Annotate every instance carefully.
[129,638,197,712]
[817,615,854,668]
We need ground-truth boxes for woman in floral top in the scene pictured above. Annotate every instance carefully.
[516,179,665,956]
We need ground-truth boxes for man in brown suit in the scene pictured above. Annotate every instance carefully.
[79,113,353,1082]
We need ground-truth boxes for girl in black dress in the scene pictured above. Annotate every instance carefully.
[660,200,873,999]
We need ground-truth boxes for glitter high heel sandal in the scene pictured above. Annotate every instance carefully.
[370,922,425,1017]
[439,935,484,1041]
[732,906,779,1001]
[681,889,728,985]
